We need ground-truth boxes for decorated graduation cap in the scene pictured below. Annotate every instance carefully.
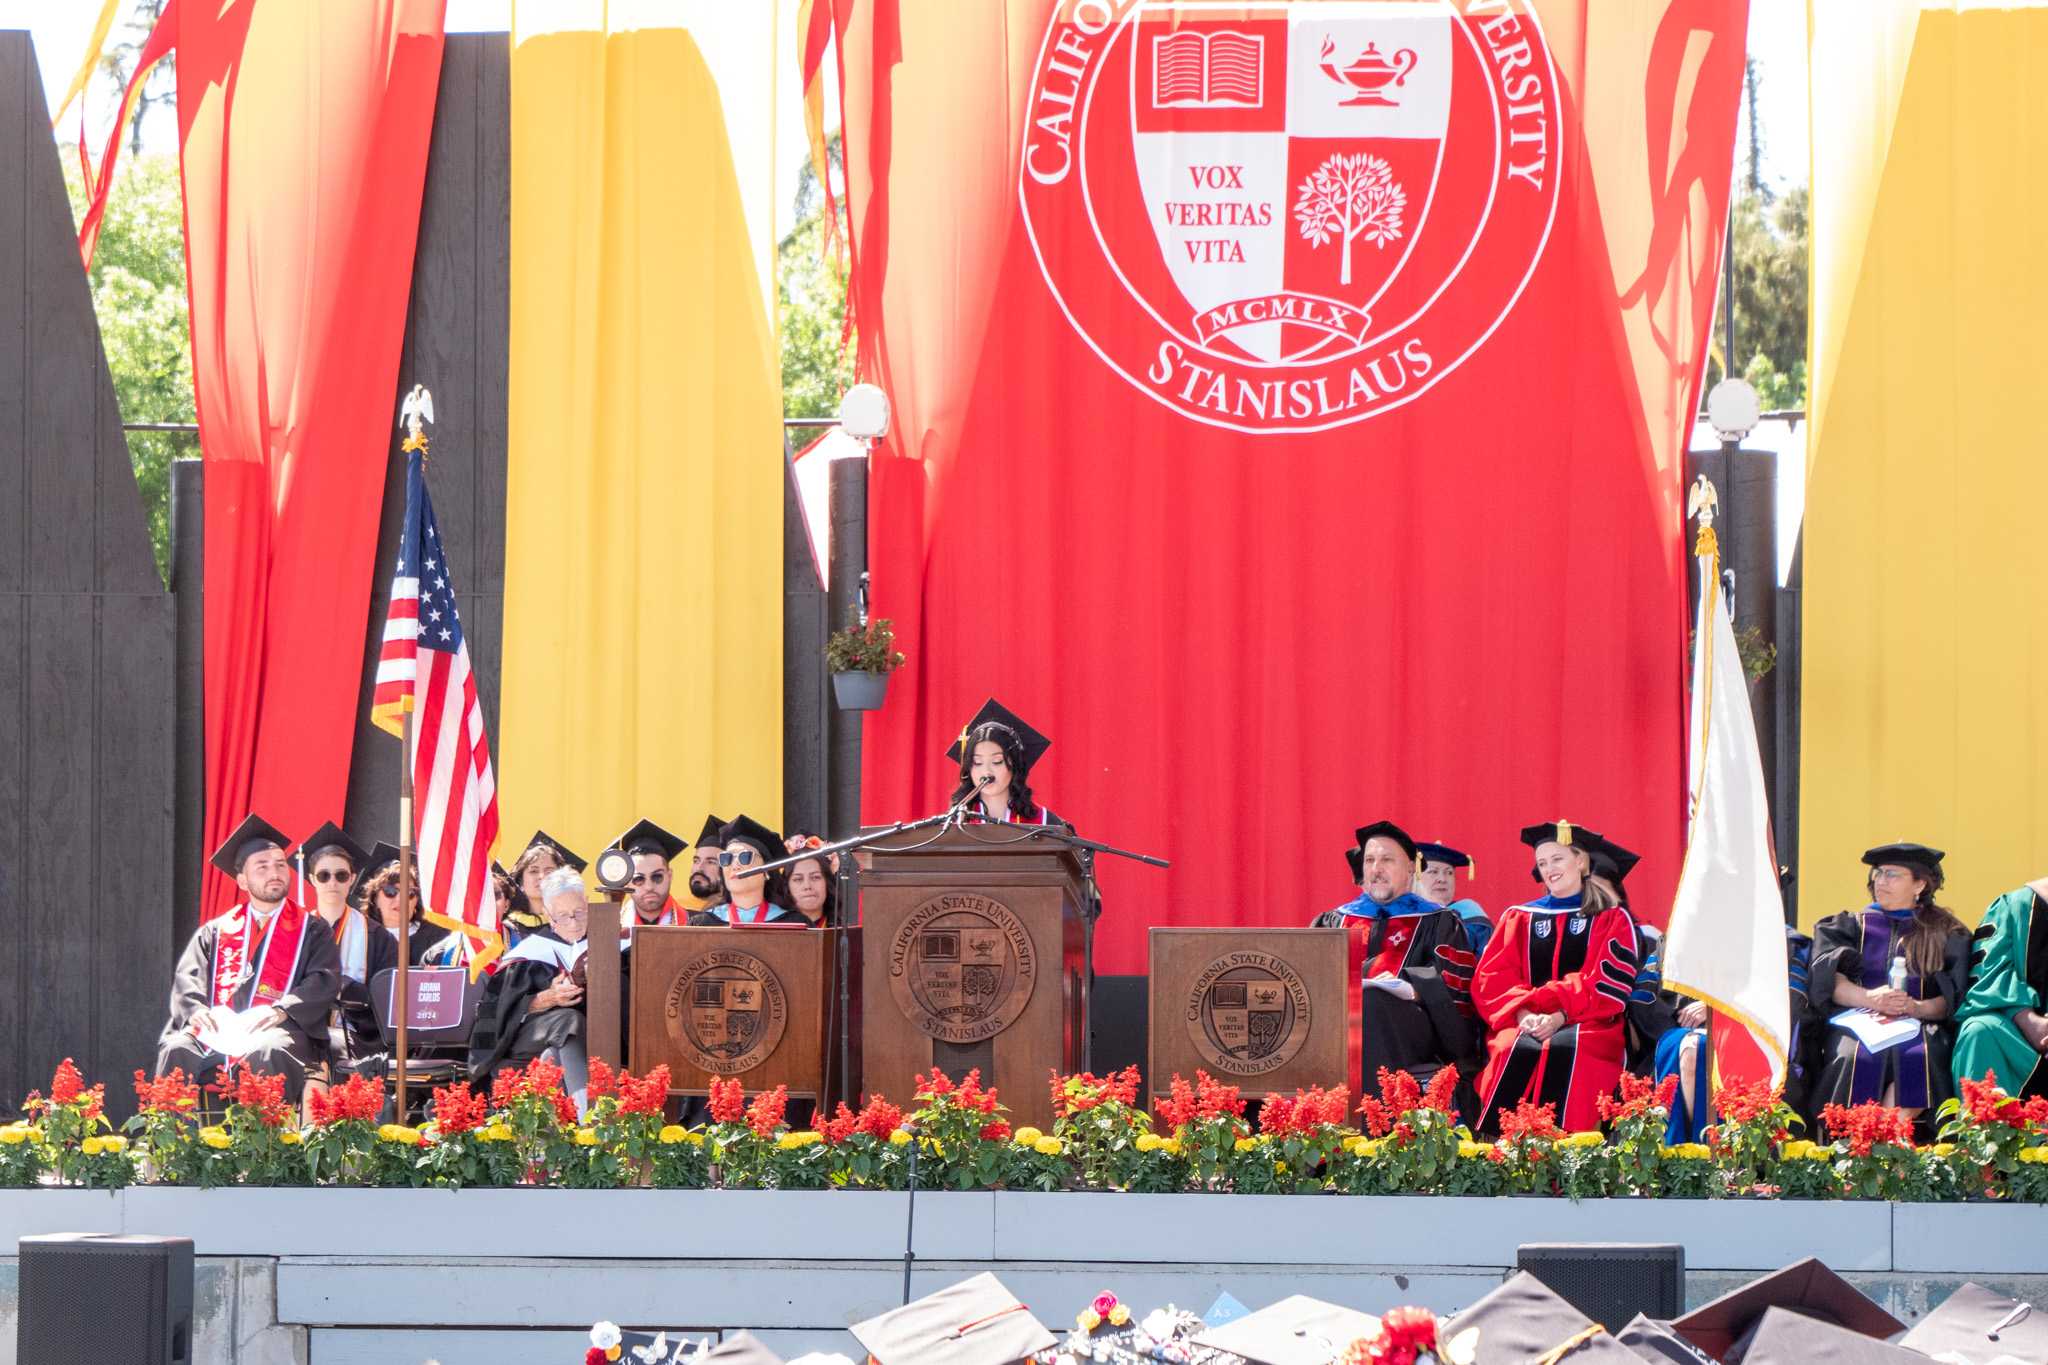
[518,829,587,873]
[946,697,1051,774]
[850,1271,1056,1365]
[1194,1293,1389,1365]
[1861,841,1945,879]
[210,814,292,876]
[1438,1272,1644,1365]
[1416,839,1477,881]
[719,814,784,864]
[695,813,727,849]
[615,818,686,863]
[1670,1257,1905,1362]
[299,820,368,872]
[1899,1281,2048,1364]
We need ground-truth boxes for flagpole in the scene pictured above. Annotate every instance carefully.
[1694,482,1721,1107]
[397,706,413,1120]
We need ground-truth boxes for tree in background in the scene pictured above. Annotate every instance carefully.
[1703,58,1808,411]
[63,153,190,582]
[779,133,854,442]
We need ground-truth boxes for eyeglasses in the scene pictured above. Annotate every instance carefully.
[1871,868,1914,883]
[719,849,757,867]
[311,870,353,884]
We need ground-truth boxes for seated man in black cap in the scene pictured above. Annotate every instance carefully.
[689,815,807,926]
[1312,820,1479,1110]
[154,815,343,1101]
[685,814,728,910]
[470,864,592,1113]
[614,818,689,944]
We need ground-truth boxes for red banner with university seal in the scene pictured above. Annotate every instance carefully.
[833,0,1747,973]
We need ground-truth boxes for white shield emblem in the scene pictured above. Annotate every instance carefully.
[1128,1,1451,363]
[1569,915,1588,935]
[1533,917,1552,939]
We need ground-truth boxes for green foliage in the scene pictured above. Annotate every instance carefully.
[63,153,192,583]
[1704,182,1809,409]
[825,615,905,674]
[779,134,855,431]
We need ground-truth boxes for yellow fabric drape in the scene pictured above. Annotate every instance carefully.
[1801,1,2048,927]
[502,9,784,866]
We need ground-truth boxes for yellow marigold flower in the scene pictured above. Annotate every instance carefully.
[1135,1133,1162,1153]
[575,1128,600,1147]
[1161,1138,1182,1157]
[1033,1136,1064,1156]
[1780,1140,1822,1161]
[1108,1303,1132,1327]
[684,1130,706,1145]
[1233,1136,1260,1154]
[798,1130,823,1146]
[278,1131,301,1146]
[379,1124,424,1146]
[1924,1143,1956,1159]
[2019,1146,2048,1165]
[81,1136,104,1156]
[0,1124,32,1146]
[1013,1125,1043,1146]
[199,1126,231,1150]
[889,1129,913,1146]
[482,1123,513,1142]
[1662,1143,1712,1160]
[1348,1137,1383,1158]
[1274,1161,1289,1175]
[1559,1131,1604,1150]
[776,1133,803,1150]
[1077,1308,1103,1332]
[100,1134,128,1154]
[659,1125,688,1144]
[378,1123,404,1142]
[1457,1140,1491,1159]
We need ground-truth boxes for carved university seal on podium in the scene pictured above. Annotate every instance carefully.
[888,892,1037,1043]
[1187,952,1312,1076]
[664,948,789,1075]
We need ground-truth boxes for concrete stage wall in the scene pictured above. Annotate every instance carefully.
[3,1191,2047,1363]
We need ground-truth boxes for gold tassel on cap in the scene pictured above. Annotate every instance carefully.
[1467,855,1478,881]
[1557,819,1573,846]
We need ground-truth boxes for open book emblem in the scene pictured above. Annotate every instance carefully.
[1151,29,1265,110]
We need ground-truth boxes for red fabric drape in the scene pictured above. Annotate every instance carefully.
[836,1,1746,973]
[170,1,448,917]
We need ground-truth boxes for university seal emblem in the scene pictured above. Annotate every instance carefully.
[888,893,1038,1043]
[1186,951,1313,1076]
[1020,0,1562,432]
[664,949,788,1076]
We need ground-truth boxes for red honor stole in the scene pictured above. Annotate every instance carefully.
[1367,915,1421,978]
[211,902,310,1008]
[623,897,682,943]
[728,900,779,927]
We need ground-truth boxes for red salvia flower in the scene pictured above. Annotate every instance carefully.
[915,1069,956,1099]
[51,1058,84,1106]
[431,1081,491,1135]
[980,1120,1012,1142]
[310,1073,383,1127]
[745,1085,789,1138]
[552,1091,579,1127]
[1156,1074,1199,1130]
[856,1094,903,1141]
[1497,1100,1560,1145]
[707,1077,746,1124]
[1713,1077,1782,1124]
[616,1065,670,1116]
[1820,1100,1914,1157]
[586,1058,617,1103]
[133,1068,200,1115]
[822,1102,861,1145]
[1422,1065,1459,1116]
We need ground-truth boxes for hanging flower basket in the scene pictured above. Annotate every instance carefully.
[825,616,904,712]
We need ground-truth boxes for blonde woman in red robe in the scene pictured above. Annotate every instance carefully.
[1471,820,1641,1134]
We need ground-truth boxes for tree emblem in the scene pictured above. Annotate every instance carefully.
[1293,153,1406,286]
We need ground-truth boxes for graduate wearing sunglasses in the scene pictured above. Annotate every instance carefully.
[300,821,400,1072]
[687,815,807,927]
[355,843,463,967]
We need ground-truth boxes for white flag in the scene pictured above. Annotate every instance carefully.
[1663,531,1791,1085]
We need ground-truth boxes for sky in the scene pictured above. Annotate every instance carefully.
[6,0,1811,205]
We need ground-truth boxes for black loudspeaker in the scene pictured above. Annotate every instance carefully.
[1090,973,1149,1092]
[18,1233,194,1365]
[1517,1242,1685,1329]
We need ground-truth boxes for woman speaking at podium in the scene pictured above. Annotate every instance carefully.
[948,698,1067,828]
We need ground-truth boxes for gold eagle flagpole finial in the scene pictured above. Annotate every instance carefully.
[399,384,435,459]
[1687,474,1720,560]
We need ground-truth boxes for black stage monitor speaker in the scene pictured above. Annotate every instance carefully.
[18,1233,194,1365]
[1517,1242,1685,1328]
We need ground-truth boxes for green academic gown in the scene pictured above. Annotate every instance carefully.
[1953,887,2048,1098]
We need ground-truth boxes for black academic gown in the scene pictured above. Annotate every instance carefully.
[329,911,401,1065]
[1312,894,1479,1112]
[156,905,343,1099]
[468,930,587,1084]
[1807,908,1970,1115]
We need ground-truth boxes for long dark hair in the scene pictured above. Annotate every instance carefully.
[492,864,530,921]
[787,849,837,923]
[948,722,1041,821]
[1867,865,1966,978]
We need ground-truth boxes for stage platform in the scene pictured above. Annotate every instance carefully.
[4,1189,2046,1364]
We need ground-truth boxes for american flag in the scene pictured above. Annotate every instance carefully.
[372,445,502,969]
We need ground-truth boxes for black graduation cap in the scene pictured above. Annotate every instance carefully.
[1899,1282,2048,1364]
[1345,844,1364,884]
[1861,842,1945,876]
[946,697,1052,773]
[1440,1272,1643,1365]
[1670,1258,1905,1362]
[1416,840,1473,871]
[361,841,406,884]
[1354,820,1418,862]
[696,814,727,849]
[1193,1293,1388,1365]
[718,814,783,863]
[210,814,292,876]
[1735,1307,1928,1365]
[299,820,369,872]
[615,818,686,863]
[851,1271,1056,1365]
[1616,1314,1715,1364]
[518,829,588,873]
[1521,819,1598,851]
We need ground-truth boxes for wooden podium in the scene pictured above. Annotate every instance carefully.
[1147,927,1353,1103]
[859,826,1087,1132]
[628,925,856,1100]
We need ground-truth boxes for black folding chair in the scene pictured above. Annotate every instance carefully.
[367,967,486,1123]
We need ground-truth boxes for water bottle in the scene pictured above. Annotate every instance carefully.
[1888,955,1909,993]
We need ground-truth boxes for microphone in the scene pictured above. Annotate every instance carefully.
[948,773,993,818]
